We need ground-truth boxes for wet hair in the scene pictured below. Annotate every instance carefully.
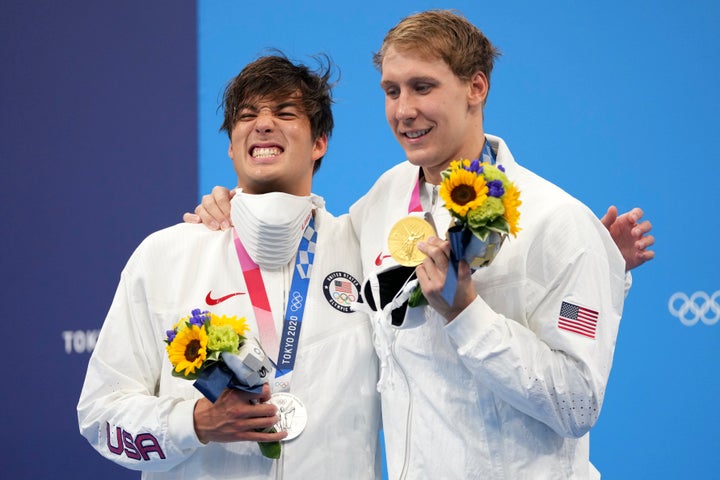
[220,53,336,172]
[373,10,501,94]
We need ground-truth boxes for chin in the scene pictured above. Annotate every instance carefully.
[404,151,433,168]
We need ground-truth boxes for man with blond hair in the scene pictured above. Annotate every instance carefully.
[351,10,629,478]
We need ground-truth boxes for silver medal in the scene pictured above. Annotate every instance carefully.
[269,392,307,441]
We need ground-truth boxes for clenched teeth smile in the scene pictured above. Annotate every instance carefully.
[251,147,282,158]
[404,128,431,139]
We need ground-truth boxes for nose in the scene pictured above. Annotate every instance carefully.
[255,109,274,133]
[394,91,417,122]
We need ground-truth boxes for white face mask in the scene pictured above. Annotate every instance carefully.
[231,189,315,268]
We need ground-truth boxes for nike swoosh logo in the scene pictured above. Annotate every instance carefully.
[375,252,392,266]
[205,291,245,305]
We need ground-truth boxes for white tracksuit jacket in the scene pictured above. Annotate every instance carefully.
[349,135,626,479]
[77,203,381,479]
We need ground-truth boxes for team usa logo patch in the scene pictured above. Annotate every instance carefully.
[323,271,361,313]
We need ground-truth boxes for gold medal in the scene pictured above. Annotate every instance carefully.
[387,216,436,266]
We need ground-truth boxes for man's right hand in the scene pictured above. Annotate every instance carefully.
[183,186,235,231]
[193,384,287,444]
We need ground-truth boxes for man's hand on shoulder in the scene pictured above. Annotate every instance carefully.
[601,205,655,271]
[183,186,235,231]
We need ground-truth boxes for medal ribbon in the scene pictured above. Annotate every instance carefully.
[479,138,497,166]
[408,177,423,213]
[232,216,317,393]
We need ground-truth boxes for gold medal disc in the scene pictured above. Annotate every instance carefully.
[387,216,436,267]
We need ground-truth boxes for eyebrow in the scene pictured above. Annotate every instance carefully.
[380,76,437,88]
[237,100,300,112]
[272,101,301,111]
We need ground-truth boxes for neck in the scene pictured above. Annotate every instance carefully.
[421,166,444,186]
[421,135,489,186]
[237,186,312,197]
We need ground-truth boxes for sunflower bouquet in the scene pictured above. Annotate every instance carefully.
[409,159,521,307]
[165,308,280,458]
[166,308,250,380]
[439,158,521,252]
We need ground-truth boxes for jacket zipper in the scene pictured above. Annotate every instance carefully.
[391,332,413,480]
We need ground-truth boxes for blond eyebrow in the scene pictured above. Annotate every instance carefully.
[407,76,438,84]
[380,76,437,89]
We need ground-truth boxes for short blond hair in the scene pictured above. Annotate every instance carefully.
[373,10,500,85]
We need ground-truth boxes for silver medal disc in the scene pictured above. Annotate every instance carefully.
[269,392,307,441]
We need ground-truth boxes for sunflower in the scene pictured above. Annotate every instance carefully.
[440,166,488,217]
[210,313,249,337]
[449,159,470,170]
[166,324,208,377]
[502,182,522,237]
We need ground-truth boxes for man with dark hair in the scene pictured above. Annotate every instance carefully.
[78,55,381,479]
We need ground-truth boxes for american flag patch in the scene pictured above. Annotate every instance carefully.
[558,301,598,339]
[334,280,352,294]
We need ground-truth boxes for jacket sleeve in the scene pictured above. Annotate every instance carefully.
[77,243,204,472]
[444,204,626,439]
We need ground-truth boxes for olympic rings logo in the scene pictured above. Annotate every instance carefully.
[289,291,304,312]
[332,291,356,304]
[668,291,720,326]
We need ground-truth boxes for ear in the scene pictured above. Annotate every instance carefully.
[311,133,329,162]
[227,141,234,158]
[468,71,489,108]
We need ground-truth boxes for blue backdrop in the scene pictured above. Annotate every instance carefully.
[199,4,720,477]
[1,1,718,478]
[1,1,195,478]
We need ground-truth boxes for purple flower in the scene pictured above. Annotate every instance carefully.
[467,159,482,173]
[487,180,505,197]
[189,308,209,327]
[166,329,177,342]
[498,165,505,172]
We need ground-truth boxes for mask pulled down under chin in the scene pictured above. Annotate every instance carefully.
[230,189,314,268]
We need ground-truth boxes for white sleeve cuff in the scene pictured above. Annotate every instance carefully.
[167,398,204,451]
[444,296,497,349]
